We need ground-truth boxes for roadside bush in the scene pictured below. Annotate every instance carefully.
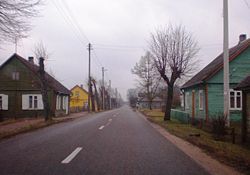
[211,114,227,139]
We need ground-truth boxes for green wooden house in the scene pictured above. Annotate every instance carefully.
[181,35,250,123]
[235,75,250,142]
[0,53,70,119]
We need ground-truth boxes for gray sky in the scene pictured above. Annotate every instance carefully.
[0,0,250,99]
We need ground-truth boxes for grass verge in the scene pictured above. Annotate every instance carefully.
[140,109,250,174]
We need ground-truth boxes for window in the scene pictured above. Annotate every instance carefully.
[29,96,33,108]
[22,94,43,110]
[56,95,61,110]
[199,90,204,110]
[0,94,8,110]
[75,91,79,97]
[12,71,19,80]
[185,92,190,109]
[62,96,68,110]
[34,96,38,109]
[229,90,242,110]
[180,94,184,107]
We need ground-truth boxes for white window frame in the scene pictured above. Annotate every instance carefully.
[185,92,190,110]
[22,94,44,110]
[229,89,242,110]
[0,94,8,110]
[199,90,204,110]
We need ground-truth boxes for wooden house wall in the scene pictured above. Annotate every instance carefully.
[0,57,69,118]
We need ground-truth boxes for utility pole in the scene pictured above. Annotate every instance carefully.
[109,80,112,109]
[87,43,93,113]
[102,67,104,110]
[102,67,107,110]
[223,0,230,127]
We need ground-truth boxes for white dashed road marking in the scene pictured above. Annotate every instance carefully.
[61,147,82,164]
[99,125,105,130]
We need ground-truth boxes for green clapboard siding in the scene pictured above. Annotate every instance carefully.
[183,86,206,119]
[208,47,250,84]
[182,47,250,122]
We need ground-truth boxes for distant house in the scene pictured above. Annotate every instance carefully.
[181,35,250,123]
[138,97,164,109]
[70,85,89,112]
[235,75,250,143]
[0,54,70,119]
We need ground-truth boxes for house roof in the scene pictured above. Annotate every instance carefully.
[181,38,250,89]
[1,53,70,94]
[71,85,89,94]
[235,75,250,90]
[138,96,164,102]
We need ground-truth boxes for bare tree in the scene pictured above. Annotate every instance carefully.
[34,41,49,62]
[0,0,42,43]
[149,24,199,120]
[132,51,161,110]
[34,42,51,121]
[127,88,138,108]
[92,78,101,111]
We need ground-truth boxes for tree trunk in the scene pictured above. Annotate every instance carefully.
[41,88,51,121]
[93,82,100,111]
[164,85,173,121]
[90,83,95,112]
[39,58,51,122]
[149,100,152,110]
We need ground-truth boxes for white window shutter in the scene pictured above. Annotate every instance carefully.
[37,95,44,110]
[2,95,8,110]
[22,95,29,110]
[65,96,69,114]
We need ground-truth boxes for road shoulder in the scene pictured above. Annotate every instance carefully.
[137,111,243,175]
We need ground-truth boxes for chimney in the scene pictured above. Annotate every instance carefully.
[39,57,45,73]
[28,57,34,64]
[239,34,247,44]
[80,84,83,89]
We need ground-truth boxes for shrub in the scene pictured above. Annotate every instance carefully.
[211,114,227,139]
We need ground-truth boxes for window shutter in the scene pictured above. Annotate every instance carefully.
[37,95,44,110]
[22,95,29,110]
[65,96,69,114]
[2,95,8,110]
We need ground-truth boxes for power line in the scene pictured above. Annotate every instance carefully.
[51,0,105,80]
[51,0,86,46]
[60,0,90,43]
[57,0,106,73]
[243,0,250,9]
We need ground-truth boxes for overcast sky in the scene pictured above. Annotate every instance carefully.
[0,0,250,99]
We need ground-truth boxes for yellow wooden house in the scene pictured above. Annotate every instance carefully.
[70,85,90,112]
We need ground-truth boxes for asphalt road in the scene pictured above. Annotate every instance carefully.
[0,105,210,175]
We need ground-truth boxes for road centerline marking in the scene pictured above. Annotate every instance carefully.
[61,147,82,164]
[99,125,105,130]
